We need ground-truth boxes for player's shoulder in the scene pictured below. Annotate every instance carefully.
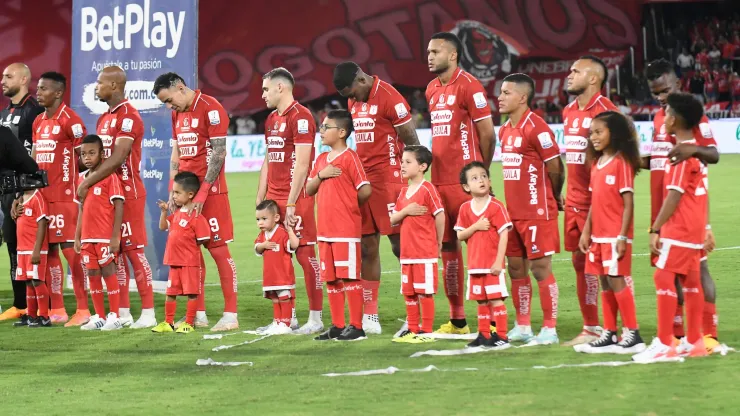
[458,198,473,213]
[489,196,507,211]
[196,92,227,113]
[593,95,618,113]
[562,99,578,113]
[120,101,143,119]
[60,105,83,123]
[695,117,713,140]
[458,69,483,87]
[377,78,402,97]
[425,77,439,93]
[288,102,313,120]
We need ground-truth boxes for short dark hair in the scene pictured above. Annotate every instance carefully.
[81,134,103,150]
[403,145,433,173]
[333,62,360,91]
[256,199,279,214]
[645,59,676,81]
[431,32,463,63]
[502,73,535,107]
[263,67,295,87]
[326,110,353,137]
[153,72,186,95]
[459,161,491,194]
[173,171,200,194]
[579,55,608,89]
[666,92,704,129]
[39,72,66,91]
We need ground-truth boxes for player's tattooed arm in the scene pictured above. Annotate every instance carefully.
[475,117,496,166]
[395,120,420,146]
[545,156,565,204]
[169,143,180,180]
[204,137,226,184]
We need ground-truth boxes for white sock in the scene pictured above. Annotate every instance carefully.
[222,312,237,319]
[140,308,155,318]
[119,307,131,317]
[195,311,207,320]
[308,310,322,322]
[291,307,296,319]
[584,325,601,333]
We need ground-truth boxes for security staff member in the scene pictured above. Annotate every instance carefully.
[0,63,44,321]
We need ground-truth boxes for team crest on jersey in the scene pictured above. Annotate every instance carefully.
[279,123,286,132]
[660,124,666,134]
[582,118,592,128]
[369,105,378,115]
[111,118,117,128]
[183,118,190,128]
[429,97,434,105]
[438,94,445,104]
[351,107,356,114]
[44,126,49,134]
[24,208,32,216]
[362,103,368,112]
[605,175,615,185]
[103,120,110,131]
[191,118,199,128]
[506,136,512,146]
[274,121,279,130]
[52,126,60,134]
[447,95,456,105]
[83,255,89,263]
[93,187,102,195]
[572,118,579,129]
[178,219,189,228]
[514,137,522,147]
[450,20,516,82]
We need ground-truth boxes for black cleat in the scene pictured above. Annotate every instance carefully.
[576,330,619,353]
[13,314,31,327]
[28,316,52,328]
[467,332,488,348]
[315,325,345,341]
[482,333,511,350]
[335,325,367,341]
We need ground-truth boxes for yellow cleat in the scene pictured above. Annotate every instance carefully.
[434,321,471,335]
[0,307,25,321]
[152,322,174,333]
[392,330,417,343]
[406,334,437,344]
[176,322,194,334]
[703,335,720,354]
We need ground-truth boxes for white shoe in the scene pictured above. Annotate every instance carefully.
[210,312,239,332]
[80,314,106,331]
[101,313,123,331]
[265,322,293,335]
[362,314,382,335]
[632,338,672,362]
[256,320,277,334]
[394,321,409,338]
[294,319,324,335]
[524,327,559,346]
[130,313,158,329]
[290,318,299,330]
[118,312,134,328]
[176,312,209,329]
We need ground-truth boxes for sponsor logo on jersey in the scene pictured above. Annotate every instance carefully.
[267,137,285,148]
[353,118,375,130]
[430,110,452,124]
[566,152,586,165]
[501,153,523,166]
[36,153,54,163]
[35,140,57,151]
[355,132,375,143]
[503,168,520,180]
[460,122,471,160]
[177,133,198,145]
[180,146,197,157]
[93,187,102,195]
[432,124,450,137]
[268,152,285,163]
[100,134,114,147]
[62,148,71,182]
[565,136,588,150]
[650,141,673,156]
[528,164,538,205]
[650,158,666,171]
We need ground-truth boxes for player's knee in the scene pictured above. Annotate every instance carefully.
[101,264,116,277]
[599,276,610,290]
[529,259,552,281]
[507,260,526,278]
[361,235,380,260]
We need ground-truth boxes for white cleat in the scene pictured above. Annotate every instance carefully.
[265,322,293,335]
[362,314,382,335]
[632,338,673,362]
[80,314,106,331]
[293,319,324,335]
[256,320,277,334]
[176,312,209,329]
[210,313,239,332]
[130,314,158,329]
[393,321,409,338]
[290,318,299,330]
[118,313,134,328]
[101,313,123,331]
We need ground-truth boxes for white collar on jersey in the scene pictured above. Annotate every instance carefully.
[471,195,492,217]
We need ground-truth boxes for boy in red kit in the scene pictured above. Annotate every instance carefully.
[254,199,299,335]
[390,145,444,344]
[455,162,512,350]
[14,189,51,327]
[151,172,211,334]
[307,110,372,342]
[576,112,646,354]
[634,93,710,362]
[74,135,124,331]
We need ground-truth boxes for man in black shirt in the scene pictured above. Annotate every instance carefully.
[0,63,44,320]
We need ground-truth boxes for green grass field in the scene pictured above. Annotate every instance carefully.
[2,156,740,415]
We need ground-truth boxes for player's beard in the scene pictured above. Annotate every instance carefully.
[566,85,586,96]
[2,85,19,98]
[430,61,449,75]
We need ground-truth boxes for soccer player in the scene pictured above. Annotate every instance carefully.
[151,172,211,334]
[333,61,420,334]
[576,111,645,354]
[306,110,372,341]
[254,199,299,335]
[30,72,87,325]
[644,59,721,352]
[562,56,619,346]
[258,67,322,334]
[497,73,564,345]
[426,32,496,335]
[0,62,44,322]
[455,161,512,350]
[74,135,124,331]
[633,93,709,361]
[13,188,51,327]
[390,145,444,344]
[154,72,238,332]
[77,66,155,329]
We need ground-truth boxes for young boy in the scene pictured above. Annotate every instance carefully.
[454,161,512,349]
[389,145,444,343]
[634,93,710,362]
[152,171,211,334]
[306,109,372,341]
[14,189,51,327]
[74,135,124,331]
[254,199,299,335]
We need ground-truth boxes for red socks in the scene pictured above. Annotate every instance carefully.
[296,246,323,311]
[681,270,704,344]
[404,295,420,333]
[61,246,86,311]
[116,254,131,308]
[89,276,106,317]
[197,252,206,312]
[103,274,120,317]
[361,279,380,315]
[704,302,718,338]
[344,280,363,329]
[405,295,434,333]
[601,290,619,332]
[35,283,49,317]
[442,251,465,319]
[165,300,177,324]
[511,276,532,326]
[477,303,491,338]
[279,301,292,326]
[327,281,346,328]
[614,286,638,330]
[26,286,38,318]
[46,249,64,310]
[185,298,197,325]
[492,303,508,339]
[117,249,155,309]
[537,274,559,328]
[209,245,238,313]
[673,303,685,338]
[573,252,600,327]
[654,269,679,346]
[419,295,434,333]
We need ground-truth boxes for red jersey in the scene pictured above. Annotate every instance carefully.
[499,110,560,221]
[650,110,716,222]
[348,76,411,183]
[77,171,124,243]
[453,196,512,274]
[661,155,708,247]
[309,148,369,241]
[254,225,296,290]
[425,68,492,185]
[562,94,618,209]
[96,100,146,199]
[16,190,49,252]
[588,154,635,240]
[392,180,444,263]
[264,101,315,200]
[32,103,86,203]
[171,90,230,195]
[164,209,211,266]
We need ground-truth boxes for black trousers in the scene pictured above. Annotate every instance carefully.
[1,193,24,309]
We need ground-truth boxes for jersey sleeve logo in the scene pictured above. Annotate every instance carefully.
[394,103,408,119]
[699,122,712,138]
[208,110,221,125]
[297,119,309,134]
[121,118,134,133]
[473,92,487,109]
[71,123,84,138]
[537,132,554,149]
[94,187,102,195]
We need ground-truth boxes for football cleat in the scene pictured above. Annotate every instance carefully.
[101,313,123,331]
[176,322,195,334]
[175,313,209,329]
[210,313,239,332]
[406,332,437,344]
[80,314,106,331]
[265,322,293,335]
[507,325,534,343]
[28,316,52,328]
[13,314,31,327]
[152,322,175,333]
[391,330,416,343]
[130,314,157,329]
[335,325,367,341]
[576,330,619,353]
[49,309,68,324]
[118,312,134,328]
[434,321,471,335]
[0,307,25,321]
[563,327,602,347]
[293,320,324,335]
[703,335,721,354]
[524,327,559,346]
[65,310,91,327]
[393,321,409,338]
[482,333,511,350]
[632,338,674,362]
[467,333,489,348]
[315,325,345,341]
